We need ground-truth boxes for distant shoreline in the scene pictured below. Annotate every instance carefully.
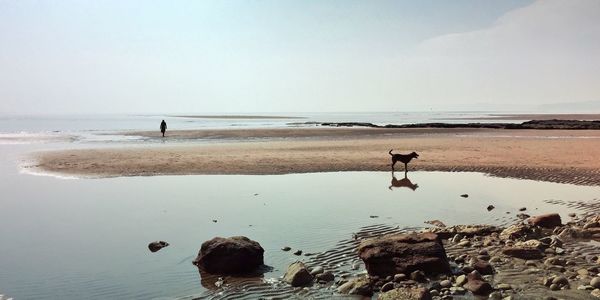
[436,113,600,121]
[172,115,306,120]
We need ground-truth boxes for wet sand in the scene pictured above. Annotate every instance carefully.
[32,128,600,185]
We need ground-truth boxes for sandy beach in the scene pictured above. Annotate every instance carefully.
[33,128,600,185]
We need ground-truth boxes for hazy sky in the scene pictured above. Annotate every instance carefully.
[1,0,599,114]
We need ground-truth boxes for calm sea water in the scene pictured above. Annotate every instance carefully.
[1,113,598,299]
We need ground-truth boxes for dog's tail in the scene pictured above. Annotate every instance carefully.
[389,149,393,156]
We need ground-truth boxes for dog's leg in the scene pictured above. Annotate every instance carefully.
[391,160,396,171]
[404,163,408,174]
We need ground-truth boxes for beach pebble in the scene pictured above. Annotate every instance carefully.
[455,274,467,286]
[592,289,600,298]
[410,270,426,282]
[283,262,313,287]
[440,279,451,288]
[519,207,527,211]
[380,282,394,292]
[148,241,169,253]
[281,246,291,251]
[487,205,495,211]
[461,194,469,198]
[310,266,324,275]
[315,271,335,283]
[293,250,302,256]
[591,277,600,288]
[393,273,407,282]
[489,291,503,300]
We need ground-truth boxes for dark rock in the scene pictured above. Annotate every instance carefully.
[358,233,450,277]
[487,205,495,211]
[193,236,264,274]
[378,287,432,300]
[381,282,395,292]
[283,261,313,287]
[470,259,494,275]
[461,194,469,198]
[315,271,335,283]
[463,271,493,295]
[502,247,543,259]
[148,241,169,252]
[281,246,291,251]
[528,213,562,228]
[410,270,426,282]
[293,250,302,256]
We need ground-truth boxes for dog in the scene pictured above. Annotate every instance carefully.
[389,149,419,173]
[389,173,419,191]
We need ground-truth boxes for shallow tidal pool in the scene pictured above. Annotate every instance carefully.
[1,166,599,299]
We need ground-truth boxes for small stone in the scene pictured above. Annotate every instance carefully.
[592,289,600,298]
[281,246,291,251]
[457,240,471,247]
[461,194,469,198]
[452,234,464,243]
[293,250,302,256]
[569,213,576,217]
[496,283,511,290]
[549,284,559,291]
[440,279,452,288]
[283,261,314,287]
[310,266,324,275]
[381,282,394,292]
[519,207,527,211]
[394,273,407,282]
[456,274,467,286]
[489,291,503,300]
[315,271,335,282]
[148,241,169,252]
[487,205,495,211]
[578,285,594,290]
[591,277,600,288]
[552,276,568,286]
[410,270,426,282]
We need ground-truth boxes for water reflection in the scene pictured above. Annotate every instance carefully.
[197,265,273,290]
[389,172,419,191]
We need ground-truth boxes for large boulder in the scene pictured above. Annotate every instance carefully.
[528,213,562,228]
[378,287,432,300]
[357,232,450,277]
[193,236,264,274]
[283,261,313,287]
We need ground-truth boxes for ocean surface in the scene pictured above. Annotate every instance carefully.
[0,112,522,143]
[1,112,598,299]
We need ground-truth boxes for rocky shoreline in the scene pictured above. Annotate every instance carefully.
[318,119,600,130]
[195,212,600,299]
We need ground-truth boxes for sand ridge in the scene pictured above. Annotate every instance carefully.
[32,128,600,185]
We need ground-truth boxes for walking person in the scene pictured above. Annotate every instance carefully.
[160,120,167,137]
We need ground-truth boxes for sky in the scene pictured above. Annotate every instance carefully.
[0,0,599,114]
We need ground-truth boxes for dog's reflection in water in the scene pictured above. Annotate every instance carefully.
[389,172,419,191]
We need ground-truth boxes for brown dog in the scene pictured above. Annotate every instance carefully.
[389,149,419,173]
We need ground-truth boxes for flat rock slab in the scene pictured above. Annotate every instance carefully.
[358,232,450,277]
[193,236,264,274]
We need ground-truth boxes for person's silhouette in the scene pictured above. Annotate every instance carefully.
[160,120,167,137]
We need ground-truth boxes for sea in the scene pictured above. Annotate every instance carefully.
[0,112,598,300]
